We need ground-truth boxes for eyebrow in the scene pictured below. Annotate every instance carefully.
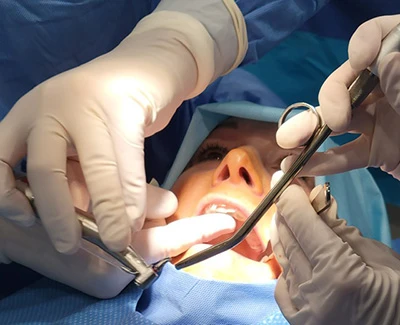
[215,119,238,130]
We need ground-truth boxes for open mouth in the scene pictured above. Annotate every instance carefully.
[196,196,272,262]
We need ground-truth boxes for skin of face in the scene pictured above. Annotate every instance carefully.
[168,118,314,283]
[63,117,314,283]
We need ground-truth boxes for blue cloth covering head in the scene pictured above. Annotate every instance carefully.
[163,101,391,247]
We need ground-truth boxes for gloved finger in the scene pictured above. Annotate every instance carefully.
[276,110,318,149]
[270,213,289,273]
[72,116,131,253]
[66,158,91,212]
[131,213,236,264]
[359,84,384,107]
[318,201,400,269]
[319,14,399,133]
[0,161,35,226]
[274,187,344,325]
[378,52,400,114]
[107,95,148,231]
[146,184,178,219]
[278,185,368,301]
[318,61,357,132]
[274,214,310,312]
[271,172,310,310]
[276,106,347,150]
[281,134,371,176]
[270,172,288,270]
[65,161,178,221]
[344,229,400,270]
[274,276,298,321]
[281,186,339,315]
[27,122,81,254]
[346,103,375,134]
[348,14,400,71]
[275,212,311,286]
[276,185,353,270]
[0,101,35,225]
[280,104,375,176]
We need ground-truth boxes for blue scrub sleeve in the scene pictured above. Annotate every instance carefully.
[236,0,330,64]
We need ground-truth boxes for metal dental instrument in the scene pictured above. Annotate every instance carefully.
[176,22,400,270]
[16,179,168,289]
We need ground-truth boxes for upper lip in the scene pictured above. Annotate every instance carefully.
[195,194,268,256]
[196,194,251,221]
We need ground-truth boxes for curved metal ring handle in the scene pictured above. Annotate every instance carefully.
[277,102,323,147]
[278,102,322,129]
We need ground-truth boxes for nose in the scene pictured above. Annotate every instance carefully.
[212,147,264,194]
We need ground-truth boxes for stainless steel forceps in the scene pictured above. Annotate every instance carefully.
[16,179,169,289]
[175,22,400,270]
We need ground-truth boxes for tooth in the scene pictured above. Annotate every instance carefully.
[260,254,274,263]
[215,207,236,214]
[205,204,236,215]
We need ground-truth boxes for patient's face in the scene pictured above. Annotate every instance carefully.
[168,118,313,281]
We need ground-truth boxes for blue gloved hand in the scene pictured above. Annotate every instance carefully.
[276,15,400,179]
[271,173,400,325]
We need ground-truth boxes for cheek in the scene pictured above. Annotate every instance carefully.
[168,170,214,222]
[258,205,276,243]
[252,170,276,243]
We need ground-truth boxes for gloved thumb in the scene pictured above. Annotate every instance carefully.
[145,182,178,220]
[271,170,284,189]
[269,212,288,275]
[131,213,236,264]
[276,110,318,149]
[348,14,400,72]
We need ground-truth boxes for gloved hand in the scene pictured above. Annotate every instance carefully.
[0,211,236,298]
[0,2,247,254]
[270,173,400,325]
[276,14,400,179]
[1,157,236,297]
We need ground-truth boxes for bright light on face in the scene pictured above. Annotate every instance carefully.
[167,118,314,283]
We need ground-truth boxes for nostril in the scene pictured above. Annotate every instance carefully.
[217,165,230,182]
[239,167,253,186]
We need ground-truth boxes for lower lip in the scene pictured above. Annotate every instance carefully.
[181,244,280,281]
[198,203,267,258]
[206,229,266,261]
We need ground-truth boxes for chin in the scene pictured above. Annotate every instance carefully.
[172,244,281,283]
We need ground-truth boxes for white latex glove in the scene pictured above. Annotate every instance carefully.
[0,209,236,298]
[277,15,400,179]
[270,173,400,325]
[0,2,247,254]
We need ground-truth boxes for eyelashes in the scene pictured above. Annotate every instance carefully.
[188,143,229,167]
[194,143,229,163]
[186,142,291,173]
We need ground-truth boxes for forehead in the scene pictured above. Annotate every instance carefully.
[206,117,278,146]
